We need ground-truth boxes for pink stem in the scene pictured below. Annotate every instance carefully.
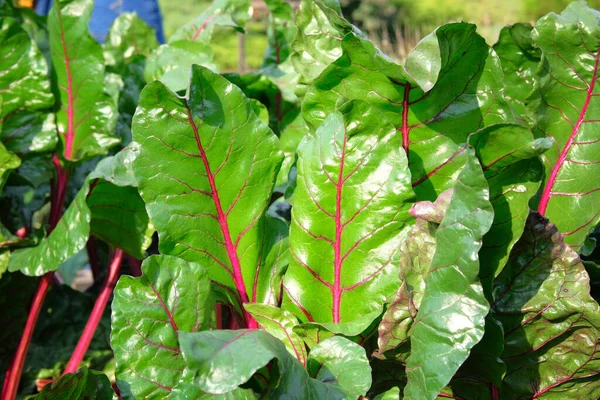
[125,254,142,277]
[63,249,124,374]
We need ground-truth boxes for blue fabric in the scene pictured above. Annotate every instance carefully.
[35,0,165,44]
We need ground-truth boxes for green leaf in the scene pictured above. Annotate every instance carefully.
[306,336,371,399]
[244,303,307,365]
[34,368,113,400]
[0,141,20,190]
[103,12,159,72]
[8,180,90,276]
[493,23,541,120]
[303,25,514,202]
[133,65,283,323]
[529,1,600,251]
[492,213,600,398]
[1,111,57,155]
[112,255,214,398]
[144,40,218,92]
[372,387,400,400]
[87,180,153,259]
[262,0,296,68]
[282,100,414,326]
[0,17,53,118]
[88,143,139,187]
[404,151,493,399]
[291,0,359,86]
[178,329,347,398]
[48,0,119,161]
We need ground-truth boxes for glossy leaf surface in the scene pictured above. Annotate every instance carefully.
[530,1,600,250]
[103,12,159,71]
[48,0,119,160]
[34,368,113,400]
[405,151,493,399]
[283,100,414,325]
[112,255,214,398]
[133,65,282,322]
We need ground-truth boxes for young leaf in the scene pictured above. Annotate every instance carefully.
[103,12,159,72]
[244,303,306,365]
[531,1,600,251]
[33,368,112,400]
[493,23,540,120]
[48,0,119,161]
[262,0,296,68]
[178,329,349,398]
[282,100,414,327]
[493,213,600,398]
[133,65,283,326]
[306,336,372,399]
[111,255,214,398]
[303,25,513,202]
[404,151,493,399]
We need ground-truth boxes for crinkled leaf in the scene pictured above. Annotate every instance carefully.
[306,336,371,399]
[405,151,493,399]
[34,368,113,400]
[178,329,347,398]
[169,0,251,44]
[133,65,283,322]
[48,0,119,161]
[112,255,214,398]
[103,12,159,72]
[493,23,540,120]
[303,25,513,202]
[492,213,600,398]
[144,41,217,92]
[530,1,600,251]
[282,100,414,326]
[244,303,307,365]
[88,143,139,187]
[8,180,90,276]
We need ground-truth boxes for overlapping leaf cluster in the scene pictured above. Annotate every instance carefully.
[1,0,600,399]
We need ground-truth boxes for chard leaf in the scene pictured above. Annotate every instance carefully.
[178,329,348,398]
[244,303,307,365]
[306,336,371,399]
[88,143,139,187]
[133,65,283,325]
[168,0,251,44]
[372,387,400,400]
[48,0,119,161]
[111,255,214,398]
[262,0,296,68]
[0,17,53,117]
[86,180,153,259]
[0,141,20,189]
[34,368,112,400]
[530,1,600,251]
[303,25,513,202]
[493,213,600,398]
[282,100,414,327]
[8,180,91,276]
[493,23,540,120]
[103,12,159,72]
[291,0,359,86]
[404,151,493,399]
[1,112,57,155]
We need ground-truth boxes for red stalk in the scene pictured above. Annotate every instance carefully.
[2,158,69,400]
[63,249,123,374]
[86,236,100,281]
[125,254,142,277]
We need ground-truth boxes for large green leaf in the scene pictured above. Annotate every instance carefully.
[493,23,540,120]
[103,12,159,72]
[8,180,90,276]
[0,17,53,118]
[404,151,493,399]
[1,112,57,156]
[178,329,355,398]
[306,336,371,399]
[133,65,283,325]
[303,25,513,202]
[282,100,414,327]
[34,368,113,400]
[111,255,214,398]
[48,0,119,161]
[493,213,600,398]
[530,1,600,251]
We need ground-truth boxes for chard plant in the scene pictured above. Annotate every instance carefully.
[0,0,599,399]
